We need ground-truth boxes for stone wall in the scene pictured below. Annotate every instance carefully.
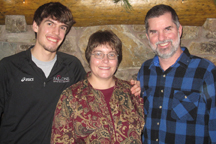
[1,16,216,81]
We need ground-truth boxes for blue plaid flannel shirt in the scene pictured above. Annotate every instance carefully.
[137,47,216,144]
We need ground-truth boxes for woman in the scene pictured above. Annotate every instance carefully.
[51,30,144,144]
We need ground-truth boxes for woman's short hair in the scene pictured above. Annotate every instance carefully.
[85,30,122,65]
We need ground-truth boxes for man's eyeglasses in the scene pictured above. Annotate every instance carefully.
[91,52,118,60]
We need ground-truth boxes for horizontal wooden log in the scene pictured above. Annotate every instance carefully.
[1,0,216,26]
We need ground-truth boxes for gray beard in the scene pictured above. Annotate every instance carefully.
[149,34,181,59]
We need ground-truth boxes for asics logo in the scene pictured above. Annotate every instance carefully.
[21,77,34,82]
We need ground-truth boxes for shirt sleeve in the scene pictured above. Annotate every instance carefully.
[126,81,145,131]
[207,68,216,143]
[72,58,86,83]
[132,89,145,120]
[132,92,145,129]
[51,88,75,144]
[0,59,7,118]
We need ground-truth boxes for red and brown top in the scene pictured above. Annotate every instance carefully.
[51,74,144,144]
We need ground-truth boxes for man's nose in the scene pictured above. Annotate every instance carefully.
[158,32,166,42]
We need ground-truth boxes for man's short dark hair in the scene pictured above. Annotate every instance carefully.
[85,30,122,66]
[33,2,75,34]
[145,4,180,34]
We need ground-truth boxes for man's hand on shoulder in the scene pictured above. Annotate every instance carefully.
[130,80,141,97]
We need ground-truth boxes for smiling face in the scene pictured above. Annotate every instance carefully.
[89,44,118,81]
[33,17,68,53]
[146,12,182,59]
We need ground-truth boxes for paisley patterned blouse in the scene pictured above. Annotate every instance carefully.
[51,75,144,144]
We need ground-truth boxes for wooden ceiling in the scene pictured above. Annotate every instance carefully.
[1,0,216,27]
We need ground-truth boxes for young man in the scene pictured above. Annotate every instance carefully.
[0,2,141,143]
[0,2,86,144]
[138,4,216,144]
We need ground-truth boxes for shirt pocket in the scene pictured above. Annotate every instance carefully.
[171,90,200,121]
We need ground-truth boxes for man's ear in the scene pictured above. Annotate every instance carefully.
[146,33,149,40]
[178,24,183,37]
[32,21,39,33]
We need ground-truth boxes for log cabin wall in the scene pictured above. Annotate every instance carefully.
[1,0,216,81]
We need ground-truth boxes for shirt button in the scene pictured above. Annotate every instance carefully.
[161,89,163,93]
[159,106,162,109]
[156,139,158,141]
[142,92,144,94]
[163,74,166,77]
[185,96,187,99]
[157,122,159,125]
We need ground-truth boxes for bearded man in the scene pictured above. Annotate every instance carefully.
[137,4,216,144]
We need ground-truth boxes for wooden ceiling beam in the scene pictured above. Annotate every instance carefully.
[1,0,216,26]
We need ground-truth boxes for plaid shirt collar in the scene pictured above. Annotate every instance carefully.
[150,47,191,70]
